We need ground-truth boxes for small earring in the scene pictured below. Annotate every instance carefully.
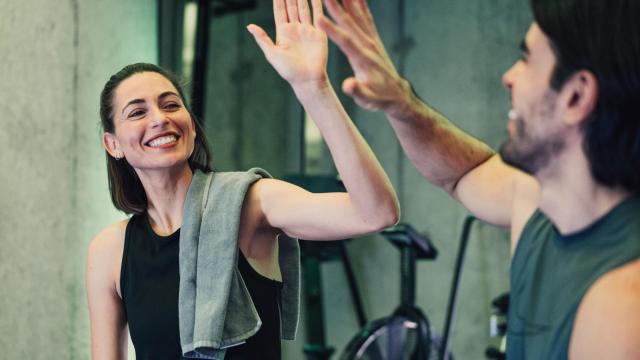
[113,152,124,160]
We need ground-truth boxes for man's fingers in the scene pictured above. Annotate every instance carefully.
[317,16,369,68]
[357,0,377,34]
[323,0,372,52]
[247,24,276,58]
[343,0,369,34]
[342,77,358,97]
[359,0,385,48]
[323,0,350,27]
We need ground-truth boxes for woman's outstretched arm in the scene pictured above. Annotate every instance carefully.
[246,0,399,241]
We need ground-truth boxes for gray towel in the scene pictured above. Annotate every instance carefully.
[179,168,300,359]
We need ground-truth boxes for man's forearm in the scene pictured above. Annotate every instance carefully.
[385,81,495,195]
[318,0,494,194]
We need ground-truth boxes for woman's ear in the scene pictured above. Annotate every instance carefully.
[559,70,599,126]
[190,116,197,139]
[103,132,124,159]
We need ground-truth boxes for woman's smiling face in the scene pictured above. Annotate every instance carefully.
[103,71,196,173]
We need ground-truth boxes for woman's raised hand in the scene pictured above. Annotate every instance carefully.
[248,0,328,89]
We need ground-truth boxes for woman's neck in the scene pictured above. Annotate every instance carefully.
[136,165,193,236]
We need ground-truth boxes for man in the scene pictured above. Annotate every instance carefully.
[316,0,640,358]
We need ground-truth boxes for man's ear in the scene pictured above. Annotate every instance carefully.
[103,132,123,159]
[559,70,599,126]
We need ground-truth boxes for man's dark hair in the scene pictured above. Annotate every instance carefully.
[532,0,640,192]
[99,63,212,214]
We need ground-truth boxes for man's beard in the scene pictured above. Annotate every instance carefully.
[499,93,565,175]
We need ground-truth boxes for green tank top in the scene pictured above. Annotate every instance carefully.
[507,195,640,359]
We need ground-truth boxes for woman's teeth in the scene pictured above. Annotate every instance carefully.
[147,135,177,147]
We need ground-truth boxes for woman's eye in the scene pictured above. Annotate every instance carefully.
[128,110,145,118]
[164,102,181,110]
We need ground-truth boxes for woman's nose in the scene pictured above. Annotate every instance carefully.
[150,108,169,128]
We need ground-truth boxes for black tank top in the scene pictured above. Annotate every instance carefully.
[121,214,283,360]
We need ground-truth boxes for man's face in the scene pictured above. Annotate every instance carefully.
[499,23,570,175]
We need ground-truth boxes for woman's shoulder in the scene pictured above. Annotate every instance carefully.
[87,219,131,297]
[89,219,129,252]
[87,219,130,273]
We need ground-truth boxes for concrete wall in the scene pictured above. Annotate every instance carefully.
[199,0,530,359]
[0,0,156,358]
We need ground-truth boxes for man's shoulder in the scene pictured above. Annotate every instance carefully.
[570,259,640,359]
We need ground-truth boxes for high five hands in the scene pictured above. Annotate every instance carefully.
[247,0,328,90]
[249,0,412,117]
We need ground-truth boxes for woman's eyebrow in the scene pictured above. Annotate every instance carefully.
[121,92,180,115]
[158,91,180,101]
[122,98,145,115]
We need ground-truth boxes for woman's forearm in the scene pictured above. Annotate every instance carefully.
[292,79,400,226]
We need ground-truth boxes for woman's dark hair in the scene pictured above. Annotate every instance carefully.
[99,63,212,214]
[531,0,640,192]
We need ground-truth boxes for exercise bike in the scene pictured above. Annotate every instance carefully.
[341,217,477,360]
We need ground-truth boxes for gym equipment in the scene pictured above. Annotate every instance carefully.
[485,293,508,359]
[341,216,477,360]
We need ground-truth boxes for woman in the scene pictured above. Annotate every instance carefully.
[86,0,399,359]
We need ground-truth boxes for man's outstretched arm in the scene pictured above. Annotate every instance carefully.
[317,0,537,229]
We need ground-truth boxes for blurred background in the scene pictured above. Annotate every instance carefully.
[0,0,531,358]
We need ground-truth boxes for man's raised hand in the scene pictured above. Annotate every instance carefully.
[317,0,413,116]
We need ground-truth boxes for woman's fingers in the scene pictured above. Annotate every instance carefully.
[274,0,289,34]
[311,0,323,26]
[275,0,325,29]
[286,0,300,22]
[247,24,276,58]
[297,0,312,24]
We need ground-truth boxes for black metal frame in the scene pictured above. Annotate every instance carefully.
[439,216,476,360]
[190,0,212,120]
[158,0,258,121]
[157,0,185,74]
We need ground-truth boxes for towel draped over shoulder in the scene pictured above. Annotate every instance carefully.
[179,168,300,359]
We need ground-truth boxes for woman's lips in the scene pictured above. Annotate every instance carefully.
[146,134,178,148]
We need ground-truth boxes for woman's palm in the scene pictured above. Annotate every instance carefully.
[248,0,328,87]
[272,22,327,85]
